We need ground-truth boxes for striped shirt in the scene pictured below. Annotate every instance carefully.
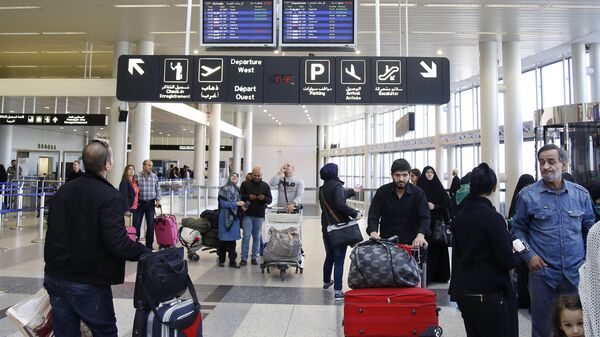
[135,171,161,201]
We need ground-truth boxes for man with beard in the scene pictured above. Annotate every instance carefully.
[367,158,430,247]
[512,144,595,337]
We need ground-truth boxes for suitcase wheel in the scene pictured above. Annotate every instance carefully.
[280,269,285,281]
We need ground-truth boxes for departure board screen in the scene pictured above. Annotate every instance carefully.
[280,0,356,47]
[201,0,275,47]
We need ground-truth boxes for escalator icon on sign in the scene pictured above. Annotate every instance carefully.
[376,60,401,85]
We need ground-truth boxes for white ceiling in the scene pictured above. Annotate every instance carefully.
[2,0,600,137]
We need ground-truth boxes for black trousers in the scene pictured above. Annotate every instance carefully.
[456,292,512,337]
[217,240,237,264]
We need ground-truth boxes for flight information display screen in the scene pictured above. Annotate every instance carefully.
[280,0,356,47]
[201,0,275,47]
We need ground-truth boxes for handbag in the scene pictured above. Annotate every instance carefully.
[348,237,421,289]
[134,247,189,309]
[320,189,363,249]
[430,210,453,247]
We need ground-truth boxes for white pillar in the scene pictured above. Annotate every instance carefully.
[208,104,221,196]
[364,113,372,188]
[571,43,588,104]
[232,111,243,176]
[107,41,130,187]
[446,95,456,187]
[590,44,600,102]
[193,123,206,185]
[479,40,500,207]
[243,110,253,174]
[0,126,13,167]
[317,125,325,183]
[129,41,154,171]
[503,41,524,216]
[435,105,444,181]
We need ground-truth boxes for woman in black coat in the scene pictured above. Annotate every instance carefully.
[119,165,140,238]
[449,163,518,337]
[318,163,361,301]
[417,166,451,283]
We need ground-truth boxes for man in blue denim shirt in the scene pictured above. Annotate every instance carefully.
[512,144,595,337]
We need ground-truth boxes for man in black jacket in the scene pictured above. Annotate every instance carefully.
[44,140,150,337]
[367,158,430,247]
[239,166,272,266]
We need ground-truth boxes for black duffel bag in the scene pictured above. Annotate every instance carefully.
[348,237,420,289]
[134,247,189,309]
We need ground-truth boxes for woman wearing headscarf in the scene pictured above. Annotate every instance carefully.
[319,163,361,301]
[507,173,535,309]
[417,166,451,283]
[217,172,246,268]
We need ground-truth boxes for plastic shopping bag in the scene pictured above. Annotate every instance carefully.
[6,288,53,337]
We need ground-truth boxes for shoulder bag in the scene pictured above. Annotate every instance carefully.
[430,209,453,247]
[320,189,363,249]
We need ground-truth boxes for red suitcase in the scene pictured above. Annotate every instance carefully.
[343,287,441,337]
[154,207,179,248]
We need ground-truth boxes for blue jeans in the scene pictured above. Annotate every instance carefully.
[43,274,117,337]
[529,272,578,337]
[241,216,263,260]
[322,233,347,291]
[134,200,156,249]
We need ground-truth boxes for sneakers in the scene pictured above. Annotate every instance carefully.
[239,259,248,266]
[218,262,225,267]
[229,262,240,268]
[323,281,334,289]
[251,259,258,265]
[334,291,344,301]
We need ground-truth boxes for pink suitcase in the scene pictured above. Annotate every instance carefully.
[154,207,178,248]
[124,213,137,241]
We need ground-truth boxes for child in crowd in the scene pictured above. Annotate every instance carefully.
[552,295,584,337]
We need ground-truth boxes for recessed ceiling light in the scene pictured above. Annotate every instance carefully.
[60,127,64,130]
[100,127,104,130]
[436,49,443,55]
[425,3,481,8]
[44,106,50,109]
[167,134,170,136]
[9,110,14,113]
[151,130,155,133]
[268,114,272,116]
[0,51,38,54]
[193,49,199,54]
[150,31,196,34]
[278,122,282,125]
[271,116,275,120]
[174,4,201,7]
[263,109,267,112]
[41,50,81,54]
[159,132,163,135]
[42,32,87,35]
[359,2,415,7]
[85,131,89,134]
[182,128,187,131]
[274,50,280,54]
[0,32,40,36]
[304,109,308,113]
[485,3,540,8]
[355,50,361,55]
[0,6,41,10]
[114,4,170,8]
[104,106,110,110]
[301,105,306,108]
[73,129,77,132]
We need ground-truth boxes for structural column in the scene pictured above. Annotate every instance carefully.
[208,104,221,197]
[364,113,372,189]
[479,41,500,207]
[193,123,206,185]
[232,111,243,176]
[0,125,13,168]
[243,110,253,174]
[446,95,456,188]
[503,41,524,216]
[317,125,325,185]
[107,41,130,187]
[571,43,588,104]
[435,105,444,183]
[590,44,600,102]
[129,41,154,172]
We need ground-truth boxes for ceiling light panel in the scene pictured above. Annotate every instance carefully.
[424,3,482,8]
[42,32,87,35]
[0,32,40,36]
[0,6,41,10]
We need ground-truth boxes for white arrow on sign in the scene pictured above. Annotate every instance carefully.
[419,61,437,78]
[52,117,58,123]
[128,58,145,75]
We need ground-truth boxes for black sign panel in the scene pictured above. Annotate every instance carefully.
[117,55,160,102]
[263,57,299,103]
[116,55,450,105]
[371,58,407,104]
[336,58,371,104]
[299,57,336,103]
[158,56,193,102]
[228,57,264,103]
[0,114,108,126]
[201,0,275,47]
[406,57,450,105]
[195,57,227,102]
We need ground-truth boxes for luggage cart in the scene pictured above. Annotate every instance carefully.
[260,207,304,281]
[398,244,428,288]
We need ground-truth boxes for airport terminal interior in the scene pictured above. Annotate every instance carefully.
[2,0,600,336]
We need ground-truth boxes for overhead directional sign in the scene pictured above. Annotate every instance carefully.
[116,55,450,105]
[0,113,108,126]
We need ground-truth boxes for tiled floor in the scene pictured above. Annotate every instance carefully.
[0,210,532,337]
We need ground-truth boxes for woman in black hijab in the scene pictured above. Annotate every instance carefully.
[507,173,535,310]
[417,166,451,283]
